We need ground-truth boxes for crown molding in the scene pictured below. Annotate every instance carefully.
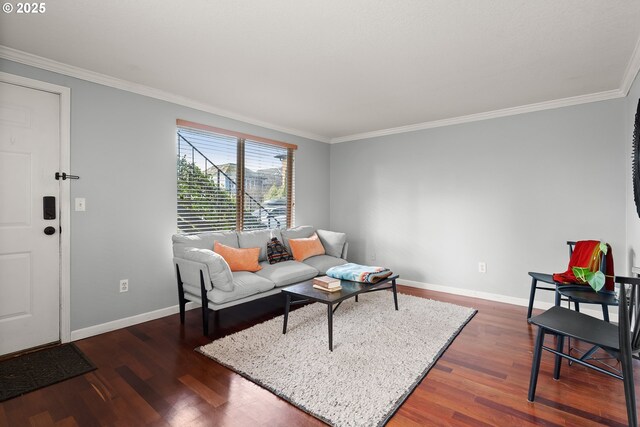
[620,35,640,96]
[330,88,626,143]
[0,46,331,143]
[1,45,635,146]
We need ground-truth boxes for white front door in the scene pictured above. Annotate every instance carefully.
[0,80,61,355]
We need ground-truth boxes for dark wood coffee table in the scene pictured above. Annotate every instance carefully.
[281,275,399,351]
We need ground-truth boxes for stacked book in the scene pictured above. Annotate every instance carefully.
[313,276,342,292]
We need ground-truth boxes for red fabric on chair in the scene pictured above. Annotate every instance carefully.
[552,240,614,291]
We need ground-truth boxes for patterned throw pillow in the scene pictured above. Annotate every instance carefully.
[267,237,293,264]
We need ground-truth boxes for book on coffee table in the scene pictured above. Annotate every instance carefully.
[313,284,342,292]
[313,276,341,289]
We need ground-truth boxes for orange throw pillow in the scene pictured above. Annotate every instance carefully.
[288,233,325,262]
[214,241,262,272]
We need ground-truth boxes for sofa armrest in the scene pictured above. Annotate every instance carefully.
[175,248,235,292]
[174,257,213,291]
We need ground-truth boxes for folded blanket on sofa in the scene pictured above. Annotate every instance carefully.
[326,263,393,284]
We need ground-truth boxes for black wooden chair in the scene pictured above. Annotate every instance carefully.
[527,241,576,318]
[527,241,613,319]
[527,276,640,427]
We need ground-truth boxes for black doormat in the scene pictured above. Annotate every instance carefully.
[0,343,96,402]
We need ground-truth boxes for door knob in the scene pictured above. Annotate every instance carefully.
[44,226,56,235]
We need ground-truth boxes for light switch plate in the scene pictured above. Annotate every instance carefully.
[75,198,86,211]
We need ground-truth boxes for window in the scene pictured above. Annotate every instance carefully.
[176,120,295,234]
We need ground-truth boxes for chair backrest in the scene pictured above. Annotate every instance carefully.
[565,240,613,290]
[618,276,640,355]
[566,241,606,271]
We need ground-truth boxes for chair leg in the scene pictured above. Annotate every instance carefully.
[528,327,545,402]
[553,335,564,380]
[527,277,538,318]
[621,346,638,427]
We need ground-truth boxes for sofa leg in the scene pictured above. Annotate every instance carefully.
[200,270,211,336]
[180,298,187,324]
[201,307,218,336]
[202,301,209,336]
[176,264,187,324]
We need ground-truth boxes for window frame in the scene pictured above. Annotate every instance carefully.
[176,119,296,233]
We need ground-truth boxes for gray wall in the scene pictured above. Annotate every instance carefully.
[626,72,640,274]
[330,100,627,302]
[0,59,331,331]
[2,55,634,330]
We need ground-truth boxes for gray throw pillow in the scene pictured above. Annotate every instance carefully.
[172,231,239,257]
[317,229,347,258]
[238,229,282,262]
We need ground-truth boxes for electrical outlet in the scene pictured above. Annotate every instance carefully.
[478,262,487,273]
[119,279,129,293]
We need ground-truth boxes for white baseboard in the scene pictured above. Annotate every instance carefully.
[399,279,613,320]
[70,302,198,341]
[70,279,615,341]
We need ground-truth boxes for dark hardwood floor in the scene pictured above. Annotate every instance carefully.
[0,285,635,426]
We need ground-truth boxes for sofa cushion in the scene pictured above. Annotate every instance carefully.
[238,229,282,262]
[317,229,347,258]
[289,233,326,261]
[281,225,315,252]
[256,260,318,287]
[208,272,275,304]
[183,248,234,291]
[172,231,239,257]
[214,242,261,272]
[303,255,348,275]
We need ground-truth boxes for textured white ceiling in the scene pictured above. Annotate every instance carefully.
[1,0,639,142]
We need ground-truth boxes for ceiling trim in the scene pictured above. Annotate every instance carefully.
[620,35,640,96]
[329,89,625,144]
[1,44,638,146]
[0,45,331,143]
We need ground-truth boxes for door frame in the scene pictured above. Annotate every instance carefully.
[0,71,71,344]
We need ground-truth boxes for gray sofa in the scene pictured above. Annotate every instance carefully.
[172,225,348,335]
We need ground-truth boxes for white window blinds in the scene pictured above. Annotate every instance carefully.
[243,139,293,230]
[177,121,295,234]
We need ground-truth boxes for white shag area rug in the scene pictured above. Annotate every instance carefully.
[197,291,476,427]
